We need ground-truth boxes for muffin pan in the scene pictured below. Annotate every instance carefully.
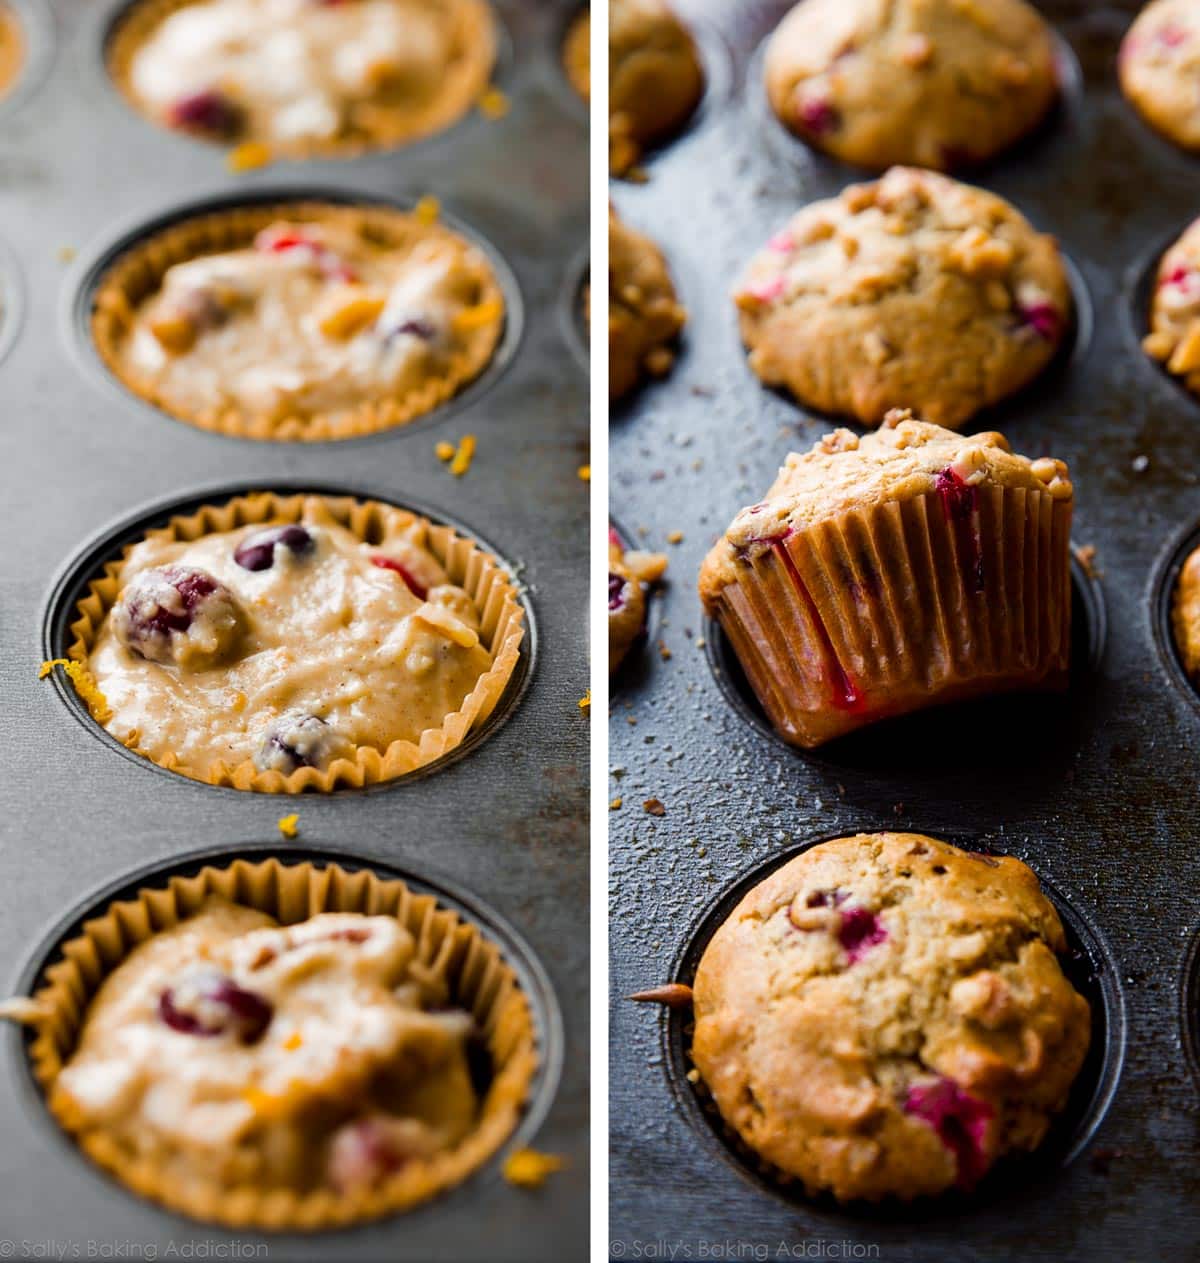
[610,1,1200,1257]
[0,0,587,1257]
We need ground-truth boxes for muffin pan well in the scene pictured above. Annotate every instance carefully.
[40,481,536,791]
[0,0,587,1256]
[66,187,526,445]
[8,844,564,1226]
[611,1,1200,1258]
[660,835,1126,1216]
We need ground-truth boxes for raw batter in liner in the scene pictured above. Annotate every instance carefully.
[112,0,496,155]
[87,497,494,780]
[52,900,480,1194]
[97,206,504,440]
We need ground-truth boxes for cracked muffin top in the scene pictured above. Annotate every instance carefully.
[1144,216,1200,395]
[691,833,1091,1202]
[95,205,504,441]
[700,411,1071,598]
[87,496,495,782]
[1120,0,1200,152]
[111,0,496,156]
[609,203,686,399]
[733,167,1071,430]
[53,898,479,1195]
[765,0,1058,171]
[609,0,703,174]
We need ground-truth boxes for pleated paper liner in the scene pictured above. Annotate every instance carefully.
[90,200,506,441]
[709,485,1073,748]
[64,491,525,792]
[105,0,497,161]
[17,856,537,1231]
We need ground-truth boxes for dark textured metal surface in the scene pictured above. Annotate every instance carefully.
[0,1,589,1259]
[609,1,1200,1258]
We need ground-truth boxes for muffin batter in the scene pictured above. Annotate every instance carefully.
[692,834,1091,1201]
[54,899,479,1194]
[1144,215,1200,396]
[102,209,503,440]
[609,528,666,674]
[765,0,1059,171]
[734,167,1071,430]
[115,0,496,154]
[88,498,494,780]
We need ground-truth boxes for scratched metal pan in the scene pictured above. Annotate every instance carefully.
[0,0,589,1259]
[609,1,1200,1259]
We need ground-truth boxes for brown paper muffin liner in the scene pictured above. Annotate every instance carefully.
[91,201,506,442]
[106,0,497,161]
[710,486,1073,748]
[63,491,525,791]
[19,856,538,1230]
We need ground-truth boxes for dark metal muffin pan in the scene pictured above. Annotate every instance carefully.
[0,1,588,1258]
[610,1,1200,1258]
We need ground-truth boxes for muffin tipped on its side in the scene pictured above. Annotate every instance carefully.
[699,410,1073,748]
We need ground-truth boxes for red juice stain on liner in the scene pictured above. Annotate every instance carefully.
[771,539,864,712]
[934,466,985,595]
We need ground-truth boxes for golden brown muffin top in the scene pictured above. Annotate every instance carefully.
[691,833,1091,1202]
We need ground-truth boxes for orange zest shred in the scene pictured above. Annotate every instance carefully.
[414,195,440,226]
[40,658,112,725]
[277,814,299,839]
[449,434,476,477]
[435,440,456,462]
[282,1031,303,1051]
[578,689,591,712]
[577,464,591,482]
[452,297,504,333]
[502,1148,566,1189]
[478,87,510,119]
[227,141,272,173]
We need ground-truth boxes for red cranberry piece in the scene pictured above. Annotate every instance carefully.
[168,89,243,138]
[255,712,344,774]
[1159,265,1193,290]
[385,318,436,343]
[934,467,977,522]
[837,906,888,961]
[113,565,241,668]
[158,972,272,1044]
[1157,22,1189,48]
[1016,301,1061,341]
[371,555,428,599]
[254,228,357,283]
[904,1078,994,1189]
[234,524,315,572]
[609,572,629,611]
[327,1119,415,1192]
[796,96,839,136]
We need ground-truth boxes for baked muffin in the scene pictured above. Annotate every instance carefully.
[733,167,1071,430]
[691,833,1092,1202]
[0,3,22,100]
[564,8,590,101]
[1143,217,1200,393]
[610,204,686,399]
[765,0,1059,171]
[5,858,537,1228]
[609,527,667,674]
[699,410,1073,748]
[92,201,504,441]
[1120,0,1200,152]
[62,492,523,790]
[609,0,704,175]
[1171,541,1200,680]
[108,0,496,158]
